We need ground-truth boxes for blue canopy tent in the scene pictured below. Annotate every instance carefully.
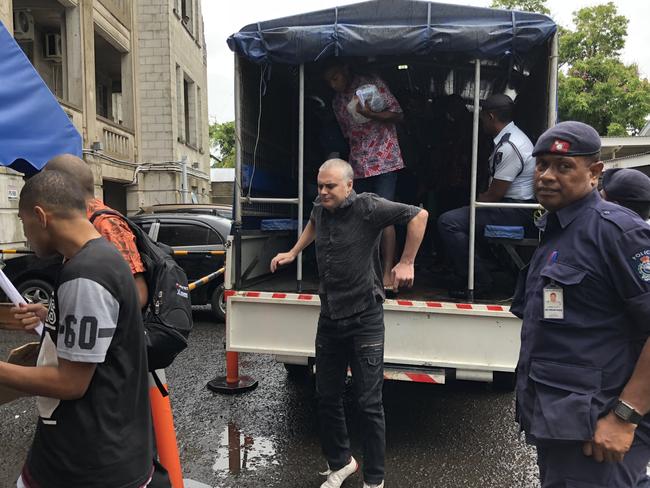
[0,20,82,175]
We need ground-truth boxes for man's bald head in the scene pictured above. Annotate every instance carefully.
[45,154,95,197]
[319,158,354,182]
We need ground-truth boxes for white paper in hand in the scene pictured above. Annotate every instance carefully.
[0,268,44,335]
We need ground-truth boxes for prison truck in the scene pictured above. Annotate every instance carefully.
[222,0,558,390]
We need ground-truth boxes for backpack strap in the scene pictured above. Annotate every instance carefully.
[89,208,124,224]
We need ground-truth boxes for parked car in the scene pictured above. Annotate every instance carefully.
[131,211,232,321]
[1,211,232,322]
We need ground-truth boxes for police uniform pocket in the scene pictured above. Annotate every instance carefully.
[529,360,601,442]
[539,262,587,327]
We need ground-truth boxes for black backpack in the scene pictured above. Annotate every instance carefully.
[90,210,193,376]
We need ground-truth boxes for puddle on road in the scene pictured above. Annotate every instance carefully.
[212,422,279,476]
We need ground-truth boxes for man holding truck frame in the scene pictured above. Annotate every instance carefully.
[271,159,428,488]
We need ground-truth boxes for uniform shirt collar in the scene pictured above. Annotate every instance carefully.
[493,121,515,145]
[553,189,601,229]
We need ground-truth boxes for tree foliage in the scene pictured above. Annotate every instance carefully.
[558,3,650,135]
[559,2,628,66]
[490,0,550,15]
[209,121,236,168]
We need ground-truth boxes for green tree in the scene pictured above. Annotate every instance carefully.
[559,2,628,65]
[490,0,550,15]
[209,121,236,168]
[558,3,650,135]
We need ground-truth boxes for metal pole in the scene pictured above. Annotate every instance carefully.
[234,54,243,289]
[547,32,559,128]
[467,59,481,301]
[180,156,188,204]
[297,64,305,292]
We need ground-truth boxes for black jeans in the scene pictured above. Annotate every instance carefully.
[316,301,385,485]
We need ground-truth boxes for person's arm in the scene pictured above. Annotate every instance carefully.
[0,358,96,400]
[356,100,404,124]
[584,226,650,463]
[392,209,428,288]
[270,220,316,272]
[478,179,512,202]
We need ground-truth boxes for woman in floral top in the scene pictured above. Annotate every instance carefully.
[324,62,405,289]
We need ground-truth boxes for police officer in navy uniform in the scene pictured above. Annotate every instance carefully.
[512,121,650,487]
[601,168,650,222]
[438,94,536,297]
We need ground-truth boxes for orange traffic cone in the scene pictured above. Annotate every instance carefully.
[149,369,184,488]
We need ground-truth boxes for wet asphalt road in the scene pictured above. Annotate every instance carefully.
[0,309,540,488]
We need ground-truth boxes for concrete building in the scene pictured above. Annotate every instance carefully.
[0,0,210,247]
[210,168,235,205]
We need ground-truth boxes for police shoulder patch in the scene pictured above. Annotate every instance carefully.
[631,250,650,282]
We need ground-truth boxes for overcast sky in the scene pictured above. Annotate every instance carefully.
[201,0,650,122]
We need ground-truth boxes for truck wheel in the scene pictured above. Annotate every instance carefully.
[210,284,226,322]
[18,279,53,305]
[493,371,516,392]
[284,363,311,381]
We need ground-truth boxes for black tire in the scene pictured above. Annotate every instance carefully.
[210,283,226,322]
[284,363,311,380]
[18,279,53,305]
[493,371,517,392]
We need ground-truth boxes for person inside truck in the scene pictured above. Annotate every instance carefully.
[601,167,650,223]
[270,159,428,488]
[323,60,405,290]
[511,121,650,488]
[437,93,536,298]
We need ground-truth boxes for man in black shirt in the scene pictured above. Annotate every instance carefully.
[1,170,152,488]
[271,159,428,488]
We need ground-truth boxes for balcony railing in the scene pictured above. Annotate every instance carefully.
[96,116,134,162]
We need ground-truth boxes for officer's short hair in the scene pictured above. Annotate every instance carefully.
[582,152,601,165]
[19,170,87,217]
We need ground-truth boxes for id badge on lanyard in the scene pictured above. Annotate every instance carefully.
[543,281,564,319]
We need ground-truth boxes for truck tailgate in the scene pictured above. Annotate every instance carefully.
[226,292,522,373]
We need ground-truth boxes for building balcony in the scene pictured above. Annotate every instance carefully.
[96,116,135,162]
[97,0,131,29]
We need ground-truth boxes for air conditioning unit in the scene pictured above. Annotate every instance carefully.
[44,33,62,60]
[13,10,35,41]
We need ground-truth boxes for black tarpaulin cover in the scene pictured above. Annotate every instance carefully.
[227,0,557,65]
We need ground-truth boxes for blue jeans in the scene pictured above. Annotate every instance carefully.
[315,301,385,485]
[354,171,398,201]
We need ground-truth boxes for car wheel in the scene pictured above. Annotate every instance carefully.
[18,279,53,305]
[210,284,226,322]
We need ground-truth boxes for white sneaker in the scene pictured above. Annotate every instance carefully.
[363,482,384,488]
[319,456,359,488]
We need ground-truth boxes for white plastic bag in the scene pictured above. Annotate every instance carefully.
[355,84,386,112]
[346,84,387,124]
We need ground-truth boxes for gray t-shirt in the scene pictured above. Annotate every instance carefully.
[309,191,421,319]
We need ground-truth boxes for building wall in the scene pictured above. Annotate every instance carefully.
[0,0,212,247]
[132,0,210,206]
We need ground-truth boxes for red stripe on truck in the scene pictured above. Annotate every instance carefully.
[406,373,438,383]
